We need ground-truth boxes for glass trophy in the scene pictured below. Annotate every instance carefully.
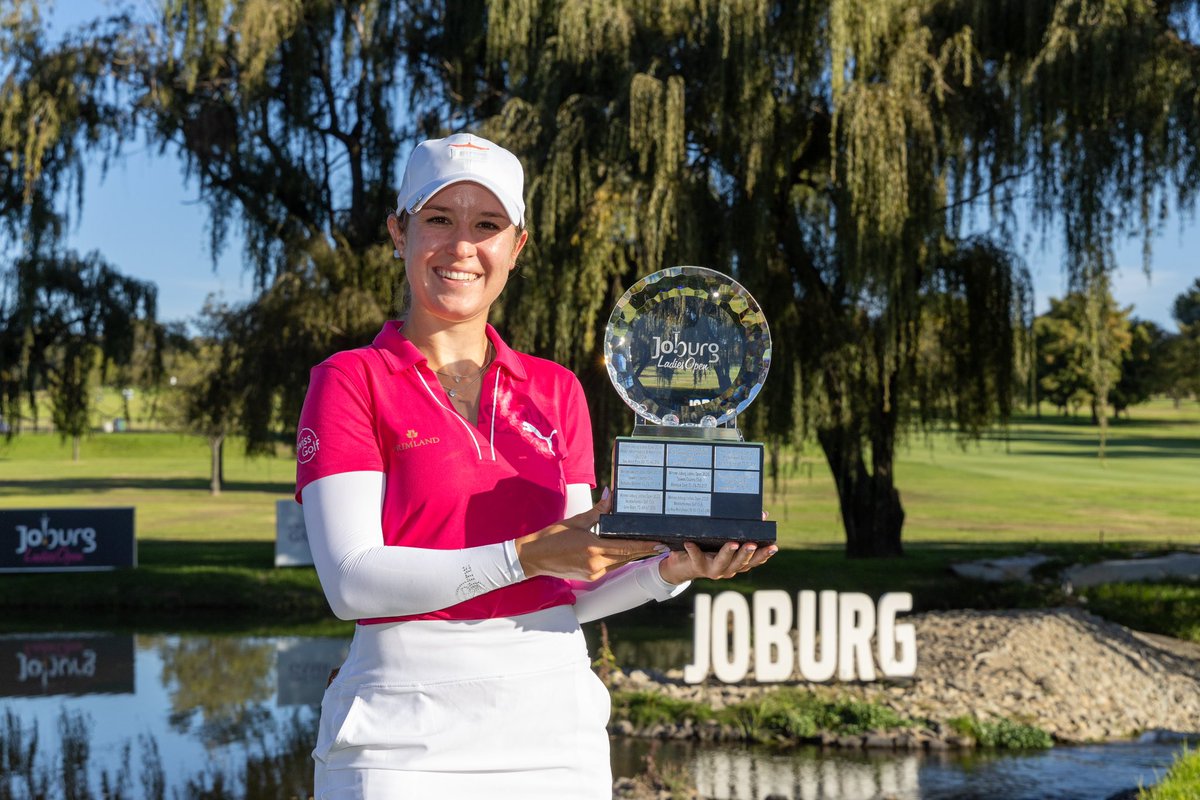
[597,266,777,550]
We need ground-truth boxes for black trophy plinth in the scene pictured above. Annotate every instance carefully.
[597,435,776,550]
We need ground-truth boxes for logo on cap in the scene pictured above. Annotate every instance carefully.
[448,140,489,161]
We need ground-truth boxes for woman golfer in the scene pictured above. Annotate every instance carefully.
[296,132,776,799]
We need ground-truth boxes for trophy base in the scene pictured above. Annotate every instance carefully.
[598,513,776,552]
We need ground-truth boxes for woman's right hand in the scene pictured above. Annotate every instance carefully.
[514,493,664,581]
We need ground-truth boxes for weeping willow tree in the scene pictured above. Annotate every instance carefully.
[6,1,1198,554]
[411,0,1199,556]
[0,3,140,434]
[2,251,158,458]
[3,1,403,450]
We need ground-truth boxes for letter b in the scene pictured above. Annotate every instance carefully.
[752,590,793,682]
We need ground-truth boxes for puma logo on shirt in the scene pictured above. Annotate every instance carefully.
[521,421,557,455]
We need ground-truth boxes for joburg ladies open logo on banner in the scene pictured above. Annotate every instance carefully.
[14,514,97,566]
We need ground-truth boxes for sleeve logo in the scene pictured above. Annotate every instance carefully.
[296,427,320,464]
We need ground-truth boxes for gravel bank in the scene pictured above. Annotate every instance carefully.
[611,608,1200,744]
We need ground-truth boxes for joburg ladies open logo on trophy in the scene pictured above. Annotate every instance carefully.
[649,335,721,370]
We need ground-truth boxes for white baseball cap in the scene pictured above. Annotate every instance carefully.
[396,133,526,228]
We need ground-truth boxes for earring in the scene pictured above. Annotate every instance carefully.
[393,249,400,259]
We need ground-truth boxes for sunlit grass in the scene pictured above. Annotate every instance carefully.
[1140,747,1200,799]
[767,398,1200,548]
[0,398,1196,635]
[0,431,293,542]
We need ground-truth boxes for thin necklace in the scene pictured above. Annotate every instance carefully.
[434,343,492,399]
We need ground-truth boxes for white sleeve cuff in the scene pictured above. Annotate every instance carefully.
[637,553,691,601]
[570,554,690,624]
[503,538,526,582]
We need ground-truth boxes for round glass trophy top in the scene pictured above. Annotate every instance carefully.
[603,266,771,427]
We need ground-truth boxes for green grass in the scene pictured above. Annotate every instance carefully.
[1082,582,1200,642]
[764,399,1200,547]
[1140,747,1200,799]
[611,688,1050,748]
[1,398,1197,636]
[0,430,345,634]
[0,431,293,541]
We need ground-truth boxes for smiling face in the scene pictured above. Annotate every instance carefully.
[387,182,528,328]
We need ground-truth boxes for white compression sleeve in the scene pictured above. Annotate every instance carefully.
[300,471,525,620]
[564,483,691,624]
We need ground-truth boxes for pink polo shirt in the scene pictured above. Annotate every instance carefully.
[295,321,595,623]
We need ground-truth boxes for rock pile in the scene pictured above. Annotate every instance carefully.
[608,608,1200,744]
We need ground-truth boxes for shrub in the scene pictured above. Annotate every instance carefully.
[949,715,1053,749]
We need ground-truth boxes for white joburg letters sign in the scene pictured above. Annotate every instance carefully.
[684,591,917,683]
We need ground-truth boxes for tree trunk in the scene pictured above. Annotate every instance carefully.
[818,425,905,558]
[210,435,224,496]
[72,435,81,462]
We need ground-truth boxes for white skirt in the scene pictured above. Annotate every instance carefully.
[312,605,612,799]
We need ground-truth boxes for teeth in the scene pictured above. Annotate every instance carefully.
[435,268,480,282]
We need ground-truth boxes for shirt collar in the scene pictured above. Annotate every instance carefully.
[372,320,528,381]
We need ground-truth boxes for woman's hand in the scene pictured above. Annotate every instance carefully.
[658,540,778,585]
[515,493,665,581]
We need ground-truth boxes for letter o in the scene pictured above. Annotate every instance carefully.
[711,591,752,683]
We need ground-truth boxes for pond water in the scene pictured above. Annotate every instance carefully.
[0,631,1190,800]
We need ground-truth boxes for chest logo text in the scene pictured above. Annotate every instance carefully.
[396,429,441,452]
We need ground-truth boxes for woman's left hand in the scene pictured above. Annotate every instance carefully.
[658,540,777,585]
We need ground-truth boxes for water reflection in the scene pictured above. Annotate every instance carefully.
[614,740,926,799]
[158,635,276,746]
[0,633,134,696]
[613,739,1192,800]
[696,748,919,800]
[0,631,1191,800]
[0,632,334,800]
[276,638,352,707]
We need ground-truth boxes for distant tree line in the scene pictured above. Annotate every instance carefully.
[3,1,1199,553]
[1033,278,1200,421]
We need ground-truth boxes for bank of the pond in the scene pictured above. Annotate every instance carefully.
[607,683,1052,752]
[603,608,1200,749]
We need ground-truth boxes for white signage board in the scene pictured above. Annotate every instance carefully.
[275,500,313,567]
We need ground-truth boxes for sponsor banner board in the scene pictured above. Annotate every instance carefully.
[275,500,313,567]
[0,633,135,697]
[0,508,135,573]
